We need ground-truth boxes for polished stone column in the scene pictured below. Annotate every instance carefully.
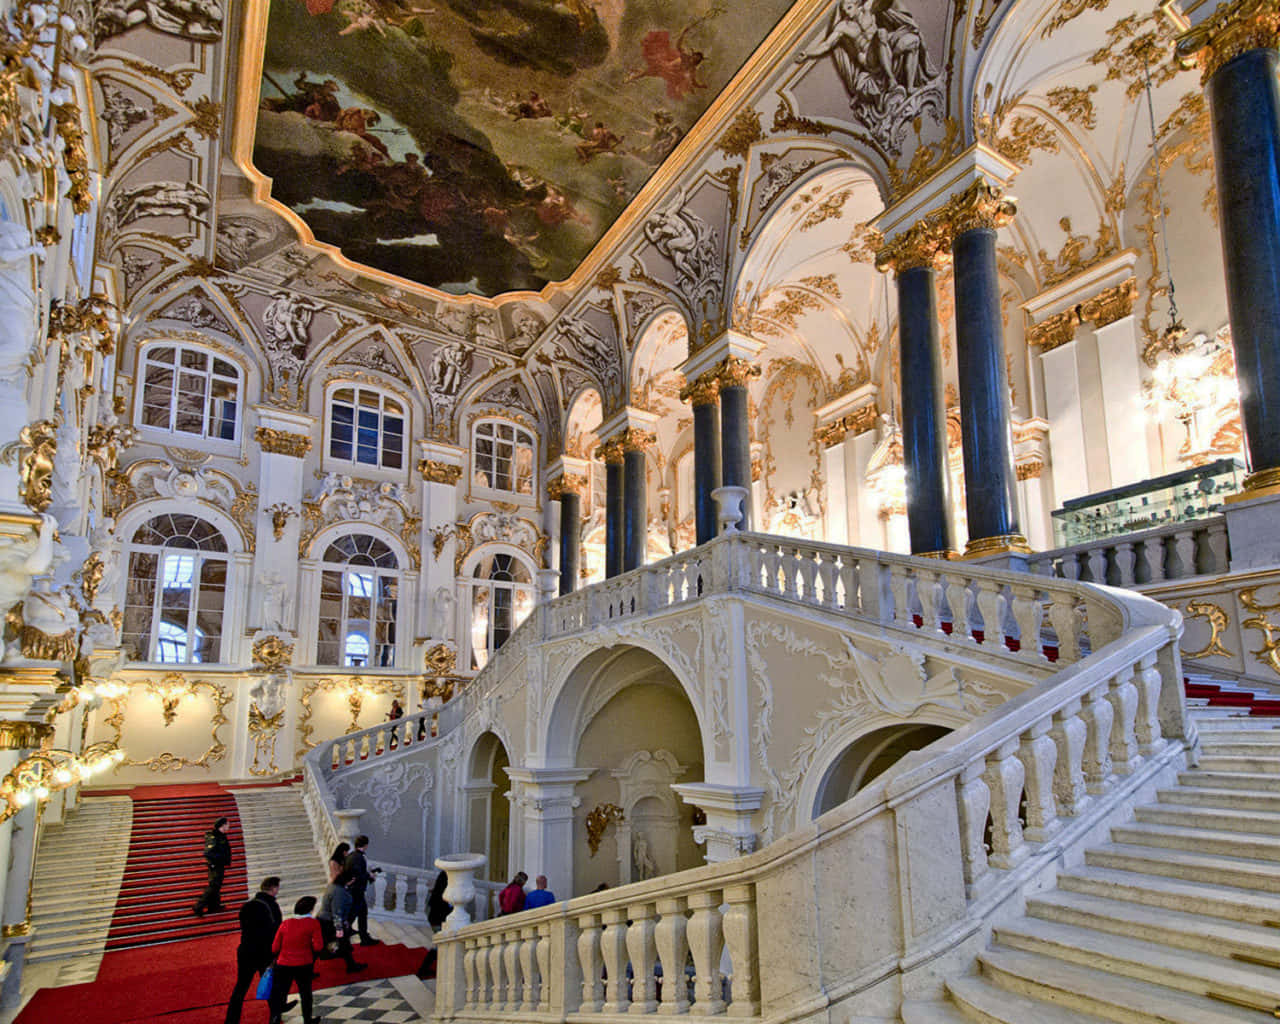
[878,225,955,556]
[599,439,625,579]
[681,372,722,544]
[551,477,584,595]
[1180,5,1280,494]
[948,183,1028,557]
[717,358,760,532]
[621,429,653,571]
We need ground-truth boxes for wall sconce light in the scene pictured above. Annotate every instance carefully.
[149,673,196,727]
[1,742,124,821]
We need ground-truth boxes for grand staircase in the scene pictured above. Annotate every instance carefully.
[918,678,1280,1023]
[232,784,329,911]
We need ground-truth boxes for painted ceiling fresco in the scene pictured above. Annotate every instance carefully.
[253,0,794,298]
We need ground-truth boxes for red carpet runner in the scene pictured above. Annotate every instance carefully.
[15,931,425,1024]
[1184,678,1280,716]
[104,784,249,950]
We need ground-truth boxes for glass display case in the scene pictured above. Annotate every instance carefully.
[1050,458,1245,547]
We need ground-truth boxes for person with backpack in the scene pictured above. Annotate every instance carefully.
[194,816,233,916]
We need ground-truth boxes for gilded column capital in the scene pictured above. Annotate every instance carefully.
[418,459,462,485]
[1027,308,1082,352]
[617,428,656,453]
[874,219,953,273]
[939,181,1018,236]
[678,370,721,406]
[715,356,762,389]
[0,722,53,751]
[253,426,312,458]
[1081,279,1138,329]
[595,438,626,465]
[1177,0,1280,82]
[547,474,588,499]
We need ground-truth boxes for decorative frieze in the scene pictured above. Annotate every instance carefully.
[254,426,312,458]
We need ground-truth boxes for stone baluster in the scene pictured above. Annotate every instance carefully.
[600,907,631,1013]
[1049,699,1090,817]
[626,902,659,1012]
[974,578,1006,649]
[983,739,1028,869]
[394,871,408,913]
[797,548,818,601]
[654,896,690,1014]
[1143,536,1167,582]
[1017,717,1061,842]
[817,553,836,608]
[373,871,388,911]
[415,874,430,919]
[1106,665,1141,775]
[1114,541,1137,586]
[945,575,972,642]
[1061,555,1081,581]
[722,883,760,1017]
[957,760,992,897]
[889,566,913,628]
[1081,682,1116,794]
[536,923,553,1013]
[1046,594,1080,662]
[1009,583,1044,658]
[1134,651,1165,755]
[1207,521,1229,571]
[464,937,480,1006]
[687,890,726,1013]
[577,913,603,1012]
[503,932,523,1011]
[1085,547,1106,585]
[519,924,540,1012]
[839,555,857,612]
[1172,528,1197,578]
[487,933,505,1010]
[915,568,942,633]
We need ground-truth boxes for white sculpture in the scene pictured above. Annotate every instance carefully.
[642,186,722,308]
[431,584,456,641]
[0,220,41,381]
[633,832,657,881]
[260,572,291,631]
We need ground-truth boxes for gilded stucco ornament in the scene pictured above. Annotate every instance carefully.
[1240,587,1280,676]
[715,357,762,389]
[594,437,626,465]
[419,459,462,485]
[616,428,656,453]
[1177,0,1280,82]
[1081,279,1139,329]
[251,633,294,671]
[264,502,298,541]
[678,371,720,406]
[546,475,587,500]
[1181,599,1232,661]
[875,219,952,274]
[584,802,624,856]
[938,181,1018,235]
[0,721,52,750]
[254,426,312,458]
[106,678,232,771]
[247,704,285,776]
[1,421,57,513]
[1027,308,1081,352]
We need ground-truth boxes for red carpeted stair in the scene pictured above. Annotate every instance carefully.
[105,784,249,950]
[1184,677,1280,716]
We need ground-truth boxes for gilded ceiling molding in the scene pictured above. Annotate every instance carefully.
[1046,84,1100,131]
[254,426,312,458]
[418,460,462,485]
[1176,0,1280,82]
[1027,309,1081,352]
[716,108,763,160]
[1042,0,1110,39]
[1081,279,1138,329]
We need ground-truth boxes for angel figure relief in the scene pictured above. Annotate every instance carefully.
[796,0,941,155]
[627,4,725,101]
[642,186,722,310]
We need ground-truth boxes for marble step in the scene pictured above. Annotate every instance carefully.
[976,946,1263,1023]
[994,917,1280,1005]
[1200,740,1280,756]
[900,1000,972,1024]
[1134,802,1280,835]
[1178,769,1280,790]
[1056,865,1280,926]
[1110,821,1280,861]
[1156,786,1280,813]
[1197,755,1280,773]
[1086,842,1280,892]
[1194,719,1280,732]
[1025,888,1280,961]
[946,975,1119,1024]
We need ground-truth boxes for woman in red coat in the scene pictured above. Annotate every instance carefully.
[269,896,324,1024]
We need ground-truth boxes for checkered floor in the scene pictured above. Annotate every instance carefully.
[308,978,421,1022]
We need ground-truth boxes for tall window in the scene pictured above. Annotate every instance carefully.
[122,514,228,663]
[468,552,534,670]
[317,534,399,667]
[139,345,241,441]
[473,421,535,496]
[329,387,405,470]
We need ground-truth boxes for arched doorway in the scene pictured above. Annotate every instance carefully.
[466,732,511,883]
[812,723,952,817]
[545,645,707,896]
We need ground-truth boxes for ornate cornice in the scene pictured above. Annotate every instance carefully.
[1177,0,1280,82]
[1081,279,1138,329]
[419,459,463,485]
[547,475,588,499]
[938,181,1018,236]
[875,219,952,273]
[254,427,312,458]
[678,371,721,406]
[1027,308,1081,352]
[715,356,762,389]
[0,722,54,751]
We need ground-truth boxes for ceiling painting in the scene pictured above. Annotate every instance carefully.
[252,0,794,298]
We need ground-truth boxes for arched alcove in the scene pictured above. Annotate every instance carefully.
[812,723,952,818]
[466,731,511,883]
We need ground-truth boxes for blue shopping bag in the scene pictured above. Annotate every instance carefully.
[255,965,275,1001]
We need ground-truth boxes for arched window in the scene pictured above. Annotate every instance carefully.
[139,344,241,441]
[472,420,535,497]
[317,534,399,667]
[468,551,534,670]
[328,386,405,471]
[122,514,228,663]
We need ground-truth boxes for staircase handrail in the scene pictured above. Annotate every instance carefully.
[1027,514,1230,585]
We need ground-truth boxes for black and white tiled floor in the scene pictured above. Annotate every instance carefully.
[307,976,431,1023]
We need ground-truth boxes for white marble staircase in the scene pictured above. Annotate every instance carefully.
[912,681,1280,1023]
[231,784,329,911]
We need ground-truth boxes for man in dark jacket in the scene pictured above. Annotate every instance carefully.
[318,870,368,972]
[194,816,232,916]
[342,834,382,945]
[224,876,292,1024]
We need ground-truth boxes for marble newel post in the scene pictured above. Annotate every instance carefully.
[598,439,625,579]
[947,182,1029,560]
[680,372,721,545]
[1180,4,1280,497]
[877,224,955,557]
